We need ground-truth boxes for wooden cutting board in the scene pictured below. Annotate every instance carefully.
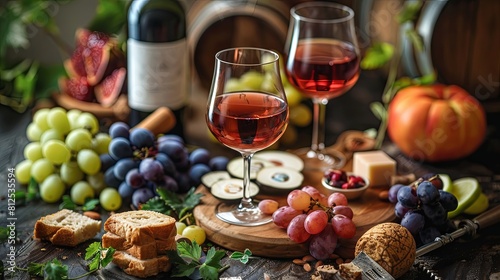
[194,155,396,259]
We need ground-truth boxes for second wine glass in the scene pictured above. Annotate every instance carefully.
[206,47,289,226]
[284,1,360,171]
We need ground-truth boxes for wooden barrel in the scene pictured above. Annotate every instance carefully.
[358,0,500,114]
[187,0,291,89]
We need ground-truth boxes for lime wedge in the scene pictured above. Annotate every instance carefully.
[439,174,453,192]
[464,192,489,215]
[447,177,481,219]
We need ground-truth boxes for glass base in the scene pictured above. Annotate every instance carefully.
[294,147,346,171]
[215,203,273,226]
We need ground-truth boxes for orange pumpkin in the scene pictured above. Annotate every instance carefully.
[387,84,486,162]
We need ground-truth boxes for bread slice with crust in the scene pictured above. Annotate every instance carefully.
[34,209,101,247]
[102,232,176,260]
[111,250,171,278]
[103,210,176,245]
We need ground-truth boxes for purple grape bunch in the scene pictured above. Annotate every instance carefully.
[101,122,229,208]
[388,173,458,246]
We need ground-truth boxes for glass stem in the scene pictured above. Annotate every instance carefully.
[311,98,327,153]
[238,153,254,211]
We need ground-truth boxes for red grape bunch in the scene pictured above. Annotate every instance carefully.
[388,174,458,245]
[271,186,356,260]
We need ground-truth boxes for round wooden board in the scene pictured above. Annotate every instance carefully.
[194,166,396,259]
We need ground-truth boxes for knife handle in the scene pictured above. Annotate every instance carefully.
[473,204,500,230]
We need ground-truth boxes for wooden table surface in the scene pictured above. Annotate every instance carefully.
[1,71,500,279]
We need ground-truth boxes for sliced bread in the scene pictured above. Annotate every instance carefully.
[102,232,176,259]
[111,250,171,278]
[104,210,176,245]
[34,209,101,247]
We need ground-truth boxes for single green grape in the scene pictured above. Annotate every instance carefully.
[290,104,312,127]
[24,142,43,162]
[60,161,84,185]
[176,222,187,235]
[77,149,101,175]
[261,52,277,72]
[224,78,246,92]
[26,123,43,142]
[42,139,71,164]
[39,174,65,203]
[65,128,92,152]
[87,172,106,194]
[92,133,111,155]
[33,108,50,131]
[77,112,99,135]
[15,159,32,184]
[240,71,265,90]
[280,125,298,146]
[182,225,206,245]
[70,181,95,205]
[40,128,64,145]
[284,84,303,107]
[67,109,82,130]
[99,188,122,211]
[31,158,54,183]
[47,107,71,135]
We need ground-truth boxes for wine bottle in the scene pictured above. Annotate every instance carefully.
[127,0,189,139]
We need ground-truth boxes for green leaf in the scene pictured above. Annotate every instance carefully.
[143,187,203,221]
[370,102,387,121]
[44,258,68,280]
[230,248,252,264]
[87,0,128,35]
[27,262,45,277]
[199,263,220,280]
[397,1,423,24]
[101,247,116,268]
[85,242,101,261]
[360,42,394,70]
[413,72,436,85]
[0,227,8,243]
[59,195,77,210]
[88,254,101,271]
[393,76,413,89]
[82,198,100,211]
[229,252,244,259]
[27,177,39,201]
[141,196,171,214]
[33,64,65,100]
[204,247,225,268]
[171,263,197,277]
[177,241,202,262]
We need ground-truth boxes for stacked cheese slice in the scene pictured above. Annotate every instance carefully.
[102,210,177,278]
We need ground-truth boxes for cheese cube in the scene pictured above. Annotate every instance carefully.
[352,151,396,187]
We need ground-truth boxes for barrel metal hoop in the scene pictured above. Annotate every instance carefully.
[401,0,447,78]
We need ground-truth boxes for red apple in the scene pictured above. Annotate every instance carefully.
[387,84,486,162]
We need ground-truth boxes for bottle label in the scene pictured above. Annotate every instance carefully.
[127,38,189,111]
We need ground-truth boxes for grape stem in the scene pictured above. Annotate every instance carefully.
[308,198,335,219]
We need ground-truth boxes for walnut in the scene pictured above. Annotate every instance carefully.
[355,222,416,279]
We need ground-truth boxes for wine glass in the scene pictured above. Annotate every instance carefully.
[284,2,360,171]
[206,47,289,226]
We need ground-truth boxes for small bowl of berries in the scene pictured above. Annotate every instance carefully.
[322,169,369,200]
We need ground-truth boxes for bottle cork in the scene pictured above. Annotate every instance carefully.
[132,107,176,135]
